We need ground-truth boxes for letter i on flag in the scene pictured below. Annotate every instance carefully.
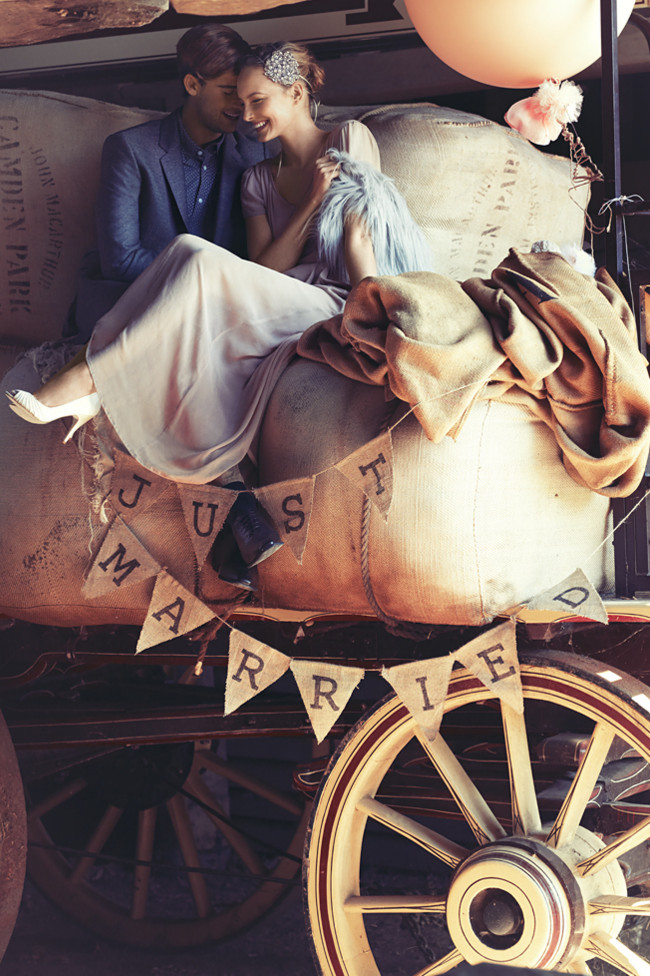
[224,630,292,715]
[291,660,364,743]
[382,655,454,740]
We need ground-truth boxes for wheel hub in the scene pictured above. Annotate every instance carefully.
[83,742,195,810]
[447,835,591,969]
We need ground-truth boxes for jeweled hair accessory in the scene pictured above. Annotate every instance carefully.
[263,48,302,87]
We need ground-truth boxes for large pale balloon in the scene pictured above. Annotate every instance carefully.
[404,0,635,88]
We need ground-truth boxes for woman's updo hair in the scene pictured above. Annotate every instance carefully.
[241,41,325,101]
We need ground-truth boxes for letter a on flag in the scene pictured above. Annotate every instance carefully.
[111,450,172,523]
[523,567,608,624]
[255,477,315,564]
[224,630,291,715]
[136,571,216,653]
[454,619,523,714]
[382,655,454,741]
[83,517,161,598]
[335,430,394,520]
[291,660,364,743]
[177,484,236,567]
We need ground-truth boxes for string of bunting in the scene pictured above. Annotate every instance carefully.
[82,436,617,743]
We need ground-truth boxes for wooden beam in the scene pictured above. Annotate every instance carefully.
[171,0,304,15]
[0,0,170,48]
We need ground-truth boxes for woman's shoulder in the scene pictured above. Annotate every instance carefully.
[326,120,380,168]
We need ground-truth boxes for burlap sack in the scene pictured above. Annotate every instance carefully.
[323,103,589,281]
[0,90,161,350]
[255,359,613,626]
[0,352,612,629]
[0,90,587,358]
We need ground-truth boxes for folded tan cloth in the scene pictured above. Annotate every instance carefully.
[297,249,650,497]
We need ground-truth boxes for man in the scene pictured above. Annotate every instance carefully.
[71,23,276,339]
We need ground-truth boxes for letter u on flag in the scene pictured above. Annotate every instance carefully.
[136,571,216,653]
[224,630,291,715]
[382,655,454,741]
[177,484,236,567]
[335,430,394,520]
[291,660,364,743]
[454,619,523,714]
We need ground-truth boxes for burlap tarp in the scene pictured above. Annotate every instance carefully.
[297,249,650,497]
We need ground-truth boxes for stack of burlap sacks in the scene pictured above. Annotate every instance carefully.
[0,90,611,627]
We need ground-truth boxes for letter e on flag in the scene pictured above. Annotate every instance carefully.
[454,620,523,714]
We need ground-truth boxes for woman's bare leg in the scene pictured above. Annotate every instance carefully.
[36,358,96,407]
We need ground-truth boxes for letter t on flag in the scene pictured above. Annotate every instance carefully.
[382,655,454,741]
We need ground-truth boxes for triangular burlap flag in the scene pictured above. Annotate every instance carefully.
[335,430,393,520]
[110,450,172,523]
[177,484,236,568]
[290,660,364,743]
[454,619,523,714]
[136,571,216,653]
[83,517,161,598]
[224,630,291,715]
[254,477,315,564]
[523,568,608,624]
[382,655,454,741]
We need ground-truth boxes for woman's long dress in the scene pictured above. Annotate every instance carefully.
[87,121,380,484]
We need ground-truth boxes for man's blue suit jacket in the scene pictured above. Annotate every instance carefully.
[70,109,274,338]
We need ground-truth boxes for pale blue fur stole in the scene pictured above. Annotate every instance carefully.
[316,148,433,281]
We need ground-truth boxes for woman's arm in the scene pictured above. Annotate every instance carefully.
[247,155,340,272]
[343,213,377,287]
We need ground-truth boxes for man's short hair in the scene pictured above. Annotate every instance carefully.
[177,23,250,81]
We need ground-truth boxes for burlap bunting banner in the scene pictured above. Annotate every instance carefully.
[254,477,315,564]
[523,567,608,624]
[455,619,523,714]
[136,571,216,653]
[83,517,161,598]
[177,484,236,568]
[290,659,364,743]
[335,430,394,520]
[382,654,455,741]
[224,631,291,715]
[111,450,172,523]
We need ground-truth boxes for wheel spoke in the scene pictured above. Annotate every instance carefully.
[584,931,650,976]
[357,795,468,868]
[414,947,465,976]
[589,894,650,916]
[196,750,303,816]
[561,960,592,974]
[166,794,212,919]
[546,723,615,849]
[344,894,446,914]
[501,701,542,836]
[28,778,87,821]
[577,814,650,876]
[70,804,123,885]
[131,806,156,920]
[416,730,506,845]
[185,769,265,876]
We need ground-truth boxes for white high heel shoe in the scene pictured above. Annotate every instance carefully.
[6,389,101,443]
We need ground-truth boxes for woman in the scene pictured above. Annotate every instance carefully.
[6,42,427,584]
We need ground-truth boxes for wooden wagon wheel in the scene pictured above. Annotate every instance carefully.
[24,730,311,948]
[306,649,650,976]
[0,709,27,962]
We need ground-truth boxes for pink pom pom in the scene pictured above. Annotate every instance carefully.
[505,79,583,146]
